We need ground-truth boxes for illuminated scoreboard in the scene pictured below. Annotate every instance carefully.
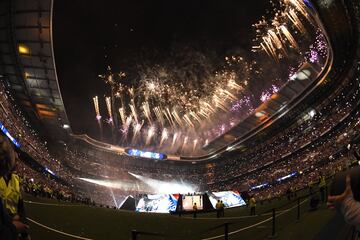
[125,148,166,160]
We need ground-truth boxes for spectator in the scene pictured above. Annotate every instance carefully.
[328,175,360,237]
[0,134,29,239]
[0,153,27,235]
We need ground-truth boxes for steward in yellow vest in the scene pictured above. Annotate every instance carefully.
[249,196,256,216]
[0,173,25,218]
[0,134,29,239]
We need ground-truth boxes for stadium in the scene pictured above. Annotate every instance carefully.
[0,0,359,239]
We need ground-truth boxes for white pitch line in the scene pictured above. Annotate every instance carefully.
[24,200,82,207]
[181,210,284,220]
[201,199,308,240]
[27,217,94,240]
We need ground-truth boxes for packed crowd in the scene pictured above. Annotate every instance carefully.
[0,82,65,176]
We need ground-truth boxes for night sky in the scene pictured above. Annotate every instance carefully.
[53,0,271,140]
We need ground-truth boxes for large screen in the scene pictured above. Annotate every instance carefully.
[182,195,203,211]
[126,148,166,160]
[208,191,246,208]
[136,194,178,213]
[0,122,20,148]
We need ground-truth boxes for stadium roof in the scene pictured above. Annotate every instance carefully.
[0,0,71,139]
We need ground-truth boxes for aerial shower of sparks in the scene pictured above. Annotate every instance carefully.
[121,116,132,138]
[204,139,209,147]
[132,121,143,143]
[230,96,253,113]
[171,132,179,148]
[142,101,152,125]
[160,128,168,147]
[93,96,101,120]
[145,126,156,146]
[181,136,188,151]
[183,114,195,128]
[285,0,314,23]
[260,85,280,102]
[105,96,113,123]
[154,107,165,127]
[305,29,328,63]
[172,110,183,127]
[92,0,328,155]
[193,139,198,152]
[129,103,139,124]
[119,107,126,125]
[252,0,316,61]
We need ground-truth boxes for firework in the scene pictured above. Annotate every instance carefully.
[154,107,165,127]
[119,107,126,125]
[181,136,188,151]
[145,126,156,146]
[132,121,143,143]
[171,132,179,148]
[193,139,198,152]
[93,96,101,120]
[129,103,139,124]
[252,0,316,61]
[105,96,113,124]
[92,0,328,155]
[121,116,132,139]
[160,128,168,147]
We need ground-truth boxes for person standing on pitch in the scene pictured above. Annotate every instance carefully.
[215,200,221,218]
[249,195,256,216]
[193,202,198,218]
[220,200,225,217]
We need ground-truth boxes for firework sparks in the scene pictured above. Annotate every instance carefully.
[93,96,101,120]
[121,116,133,139]
[129,103,139,124]
[171,132,179,148]
[252,0,317,61]
[193,139,198,152]
[92,0,328,155]
[142,101,152,125]
[105,96,113,124]
[132,121,144,143]
[160,128,168,147]
[145,126,156,146]
[119,107,126,125]
[181,136,188,151]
